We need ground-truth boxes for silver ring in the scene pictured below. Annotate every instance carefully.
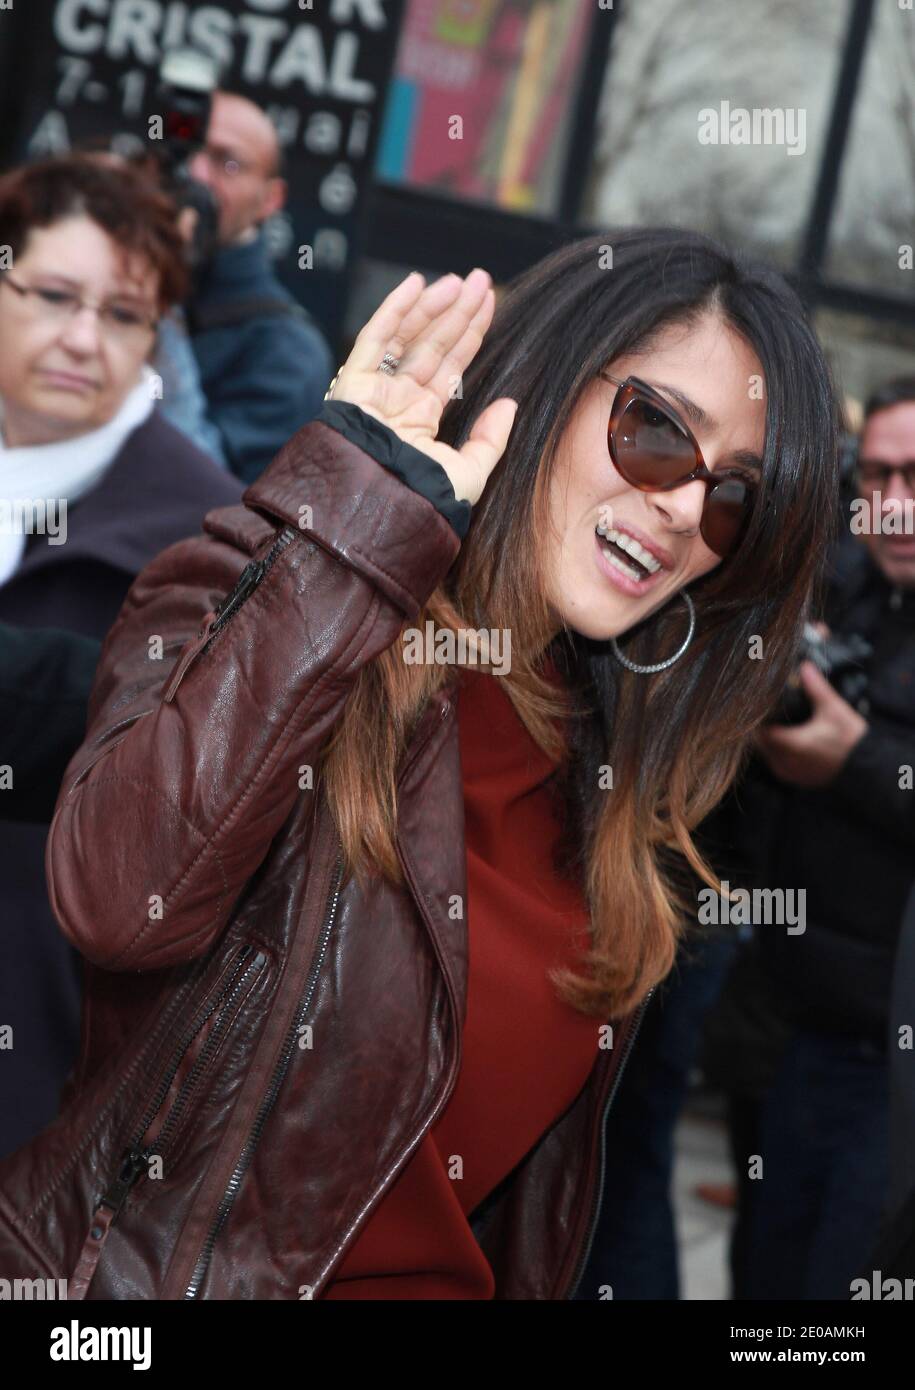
[378,352,400,375]
[611,590,696,674]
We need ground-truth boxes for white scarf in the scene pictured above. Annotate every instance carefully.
[0,367,157,588]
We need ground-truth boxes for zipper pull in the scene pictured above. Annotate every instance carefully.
[163,613,218,704]
[68,1146,150,1300]
[99,1145,150,1217]
[209,558,266,634]
[163,540,293,706]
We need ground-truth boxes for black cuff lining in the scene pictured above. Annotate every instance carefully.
[318,400,471,539]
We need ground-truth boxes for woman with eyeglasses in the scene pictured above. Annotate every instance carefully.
[0,227,839,1300]
[0,155,242,1161]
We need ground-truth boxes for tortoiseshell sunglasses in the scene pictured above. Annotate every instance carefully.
[599,371,758,557]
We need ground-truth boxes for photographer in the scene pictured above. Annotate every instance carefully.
[183,90,334,484]
[705,377,915,1300]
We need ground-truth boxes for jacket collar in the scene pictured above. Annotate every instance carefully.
[10,413,228,586]
[193,232,273,299]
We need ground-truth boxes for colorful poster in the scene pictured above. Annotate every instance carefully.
[377,0,596,213]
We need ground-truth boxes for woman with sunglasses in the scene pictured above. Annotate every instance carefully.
[0,227,839,1300]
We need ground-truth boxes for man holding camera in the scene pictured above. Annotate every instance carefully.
[185,90,334,484]
[704,377,915,1300]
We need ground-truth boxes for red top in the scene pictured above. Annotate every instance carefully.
[322,664,600,1299]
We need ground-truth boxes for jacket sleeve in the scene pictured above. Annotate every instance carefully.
[45,414,462,972]
[319,400,471,538]
[829,725,915,847]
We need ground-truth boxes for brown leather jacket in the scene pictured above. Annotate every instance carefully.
[0,413,647,1300]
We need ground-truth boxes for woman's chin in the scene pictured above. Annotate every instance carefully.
[559,594,647,644]
[23,394,102,439]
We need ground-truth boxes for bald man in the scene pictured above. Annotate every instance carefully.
[185,91,334,484]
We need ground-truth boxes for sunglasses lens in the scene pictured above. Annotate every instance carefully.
[608,385,756,558]
[703,476,753,556]
[612,396,697,487]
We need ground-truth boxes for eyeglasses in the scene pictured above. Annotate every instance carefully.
[196,145,254,179]
[0,273,159,340]
[855,459,915,491]
[599,371,759,558]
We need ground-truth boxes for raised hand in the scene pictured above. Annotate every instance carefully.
[325,268,518,506]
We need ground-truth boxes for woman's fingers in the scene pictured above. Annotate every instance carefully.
[396,269,492,387]
[391,273,467,355]
[329,265,511,510]
[344,271,427,374]
[342,268,492,386]
[424,287,496,404]
[449,396,519,503]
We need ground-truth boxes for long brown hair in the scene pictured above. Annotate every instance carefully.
[321,228,841,1019]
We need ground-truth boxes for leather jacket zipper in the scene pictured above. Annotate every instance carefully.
[97,946,267,1216]
[184,845,345,1299]
[181,688,449,1295]
[207,526,297,641]
[69,945,267,1298]
[563,985,656,1301]
[164,526,297,704]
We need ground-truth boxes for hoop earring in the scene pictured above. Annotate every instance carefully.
[611,590,696,675]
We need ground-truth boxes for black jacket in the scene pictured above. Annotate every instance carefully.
[0,623,100,824]
[0,411,243,1159]
[715,535,915,1046]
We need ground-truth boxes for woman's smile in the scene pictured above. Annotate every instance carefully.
[545,313,767,642]
[593,525,672,598]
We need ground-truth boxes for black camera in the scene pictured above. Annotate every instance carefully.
[151,48,221,269]
[767,623,873,726]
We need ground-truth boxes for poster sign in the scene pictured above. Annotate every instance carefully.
[377,0,594,215]
[0,0,407,345]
